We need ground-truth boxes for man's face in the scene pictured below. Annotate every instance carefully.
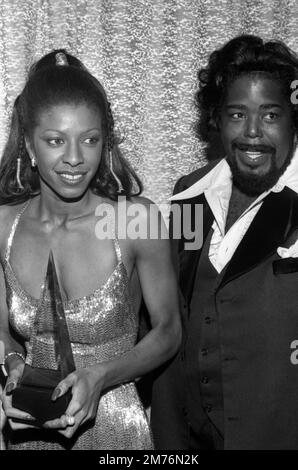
[220,74,296,195]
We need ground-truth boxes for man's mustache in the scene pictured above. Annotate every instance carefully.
[232,142,275,153]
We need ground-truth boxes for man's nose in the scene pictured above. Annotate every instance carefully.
[244,116,263,138]
[63,141,84,166]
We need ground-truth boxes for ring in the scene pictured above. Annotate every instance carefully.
[65,415,75,426]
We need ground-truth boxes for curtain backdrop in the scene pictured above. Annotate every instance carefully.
[0,0,297,210]
[1,0,298,449]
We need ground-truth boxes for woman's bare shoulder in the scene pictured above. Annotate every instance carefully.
[129,195,155,206]
[0,203,24,242]
[125,196,168,248]
[125,195,159,216]
[0,203,24,218]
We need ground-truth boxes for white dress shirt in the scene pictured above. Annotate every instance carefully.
[171,149,298,273]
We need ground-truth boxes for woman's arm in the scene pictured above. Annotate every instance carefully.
[92,212,182,390]
[0,205,36,429]
[0,206,25,363]
[0,266,25,363]
[0,260,36,429]
[102,203,181,385]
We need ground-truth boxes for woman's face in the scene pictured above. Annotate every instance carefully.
[26,102,104,200]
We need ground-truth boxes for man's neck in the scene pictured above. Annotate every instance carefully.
[225,185,259,233]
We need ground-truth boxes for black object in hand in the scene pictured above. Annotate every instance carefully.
[12,365,72,426]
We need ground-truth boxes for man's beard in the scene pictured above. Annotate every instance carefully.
[227,146,294,196]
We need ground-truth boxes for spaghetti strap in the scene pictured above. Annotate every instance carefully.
[103,200,122,264]
[4,200,31,264]
[113,237,122,263]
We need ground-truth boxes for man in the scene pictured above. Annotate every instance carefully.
[151,35,298,450]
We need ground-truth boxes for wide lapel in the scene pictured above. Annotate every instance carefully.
[178,193,214,304]
[219,188,294,288]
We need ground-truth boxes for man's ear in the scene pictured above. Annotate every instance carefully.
[212,112,221,133]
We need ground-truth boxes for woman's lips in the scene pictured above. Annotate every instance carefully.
[56,172,87,185]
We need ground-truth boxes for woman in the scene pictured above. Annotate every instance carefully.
[0,50,181,450]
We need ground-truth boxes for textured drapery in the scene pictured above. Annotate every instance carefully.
[0,0,298,451]
[0,0,298,208]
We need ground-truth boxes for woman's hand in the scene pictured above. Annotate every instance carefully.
[2,357,36,430]
[0,258,37,430]
[43,364,106,438]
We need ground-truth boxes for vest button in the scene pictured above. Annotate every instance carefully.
[201,376,209,384]
[204,316,212,324]
[227,416,239,421]
[201,348,208,356]
[204,404,212,413]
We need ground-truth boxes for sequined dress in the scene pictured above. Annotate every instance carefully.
[4,202,153,450]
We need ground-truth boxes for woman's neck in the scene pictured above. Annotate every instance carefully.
[35,187,96,225]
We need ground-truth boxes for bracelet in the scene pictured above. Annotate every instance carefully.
[4,351,26,365]
[1,351,25,377]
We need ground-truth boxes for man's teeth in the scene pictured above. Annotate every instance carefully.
[245,151,263,159]
[60,173,83,180]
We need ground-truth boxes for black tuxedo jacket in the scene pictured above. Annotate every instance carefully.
[151,160,298,450]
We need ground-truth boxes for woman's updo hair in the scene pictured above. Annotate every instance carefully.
[0,48,142,204]
[196,34,298,141]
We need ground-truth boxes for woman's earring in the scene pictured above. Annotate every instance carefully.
[109,151,124,194]
[31,156,37,168]
[16,130,25,190]
[16,157,24,189]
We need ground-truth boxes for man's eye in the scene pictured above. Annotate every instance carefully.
[264,112,279,121]
[47,138,64,146]
[230,112,245,120]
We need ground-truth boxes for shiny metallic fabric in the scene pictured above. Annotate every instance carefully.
[4,202,153,450]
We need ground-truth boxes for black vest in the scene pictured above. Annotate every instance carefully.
[185,229,224,436]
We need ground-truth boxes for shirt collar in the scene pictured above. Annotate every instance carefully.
[272,146,298,193]
[171,146,298,201]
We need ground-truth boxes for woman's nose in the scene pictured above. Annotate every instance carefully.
[63,142,84,166]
